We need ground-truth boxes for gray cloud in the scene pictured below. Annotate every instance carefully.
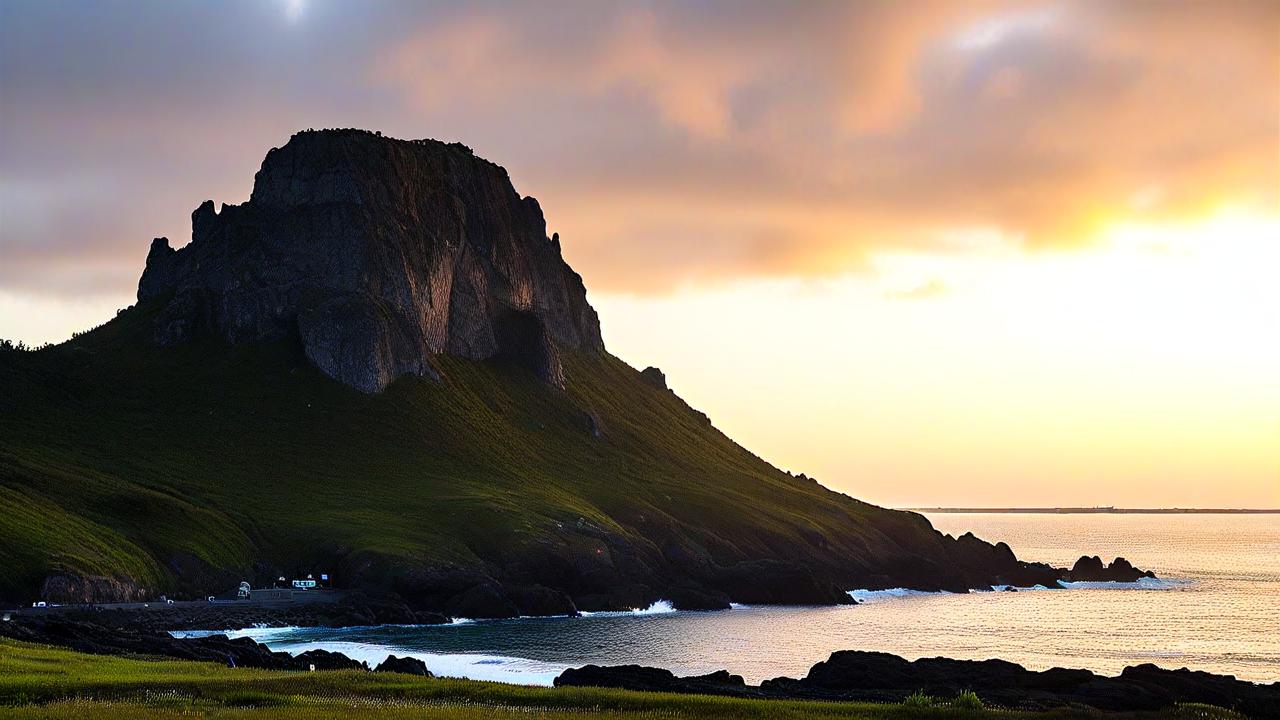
[1,0,1275,299]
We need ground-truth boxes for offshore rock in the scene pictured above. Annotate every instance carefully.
[1067,555,1156,582]
[138,129,604,392]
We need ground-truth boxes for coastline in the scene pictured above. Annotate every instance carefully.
[5,569,1275,716]
[174,577,1199,686]
[7,636,1263,720]
[0,574,1193,681]
[911,507,1280,514]
[4,612,1275,717]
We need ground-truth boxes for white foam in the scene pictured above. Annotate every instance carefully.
[170,625,304,641]
[634,599,675,614]
[267,640,567,685]
[847,588,949,603]
[849,577,1189,603]
[579,599,677,617]
[1057,577,1190,591]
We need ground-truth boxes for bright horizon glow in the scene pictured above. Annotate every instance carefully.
[7,209,1274,509]
[595,209,1280,509]
[2,1,1276,509]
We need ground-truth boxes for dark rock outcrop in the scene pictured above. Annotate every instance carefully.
[639,366,668,390]
[764,651,1278,717]
[557,651,1280,717]
[556,665,749,696]
[667,587,732,611]
[373,654,432,676]
[445,582,520,619]
[138,129,603,393]
[505,584,579,617]
[1067,556,1155,582]
[935,531,1068,589]
[40,574,149,604]
[0,615,359,671]
[712,560,856,606]
[294,648,367,671]
[15,594,450,635]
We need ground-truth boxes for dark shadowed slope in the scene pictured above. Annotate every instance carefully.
[1,130,1076,615]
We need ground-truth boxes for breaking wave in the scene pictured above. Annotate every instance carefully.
[849,576,1190,603]
[579,599,677,617]
[275,640,568,685]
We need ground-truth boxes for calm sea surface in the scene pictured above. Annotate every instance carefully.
[191,513,1280,685]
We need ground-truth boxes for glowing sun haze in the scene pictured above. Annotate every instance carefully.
[1,1,1276,507]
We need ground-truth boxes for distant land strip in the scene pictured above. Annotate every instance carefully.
[907,507,1280,514]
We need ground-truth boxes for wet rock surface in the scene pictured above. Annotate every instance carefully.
[138,129,603,393]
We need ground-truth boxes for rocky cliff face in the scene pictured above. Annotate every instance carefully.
[138,129,603,392]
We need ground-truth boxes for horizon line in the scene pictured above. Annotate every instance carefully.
[904,507,1280,514]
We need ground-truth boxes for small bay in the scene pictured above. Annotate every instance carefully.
[193,513,1280,685]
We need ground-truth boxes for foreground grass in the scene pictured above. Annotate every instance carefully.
[0,639,1244,720]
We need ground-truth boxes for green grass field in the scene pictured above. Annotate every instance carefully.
[0,638,1242,720]
[0,303,956,607]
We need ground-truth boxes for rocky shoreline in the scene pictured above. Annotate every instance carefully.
[2,129,1173,636]
[3,609,1274,718]
[557,653,1279,718]
[19,552,1160,624]
[10,554,1160,640]
[6,554,1160,636]
[0,554,1158,647]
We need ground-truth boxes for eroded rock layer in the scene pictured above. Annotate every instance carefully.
[139,129,603,392]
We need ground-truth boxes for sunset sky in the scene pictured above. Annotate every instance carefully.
[1,1,1276,507]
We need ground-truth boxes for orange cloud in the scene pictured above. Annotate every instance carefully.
[365,1,1277,293]
[3,1,1276,298]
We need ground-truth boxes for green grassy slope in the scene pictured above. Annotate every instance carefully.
[0,305,968,609]
[1,638,1230,719]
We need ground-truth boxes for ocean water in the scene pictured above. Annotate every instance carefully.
[183,513,1280,685]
